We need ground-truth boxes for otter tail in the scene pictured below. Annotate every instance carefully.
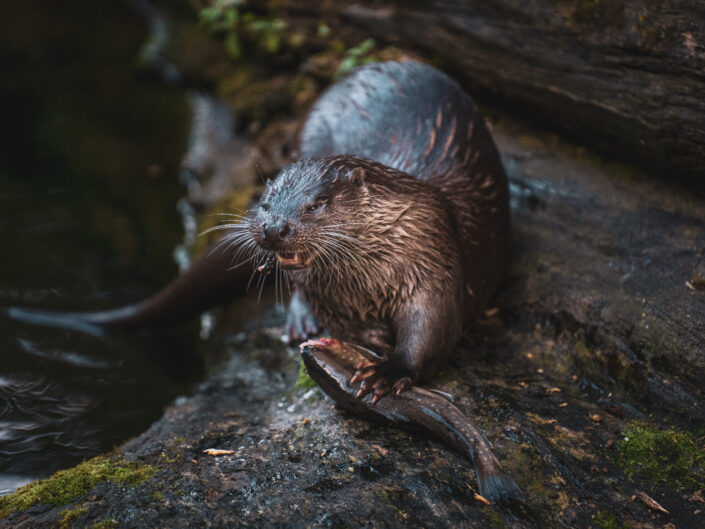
[2,244,250,334]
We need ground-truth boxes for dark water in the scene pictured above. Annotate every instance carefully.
[0,1,202,494]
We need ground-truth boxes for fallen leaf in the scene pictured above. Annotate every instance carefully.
[634,490,669,514]
[474,493,491,505]
[372,444,389,456]
[204,448,236,456]
[589,414,602,423]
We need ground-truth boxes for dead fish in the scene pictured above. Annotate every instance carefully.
[300,338,523,503]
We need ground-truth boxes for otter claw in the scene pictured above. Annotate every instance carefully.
[350,361,376,384]
[393,377,412,395]
[351,362,412,402]
[371,378,391,403]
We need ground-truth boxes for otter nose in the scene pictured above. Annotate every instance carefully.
[262,220,291,242]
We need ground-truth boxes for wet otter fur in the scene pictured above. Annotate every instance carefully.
[246,61,510,399]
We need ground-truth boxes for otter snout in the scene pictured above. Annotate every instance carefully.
[252,216,309,269]
[261,219,292,243]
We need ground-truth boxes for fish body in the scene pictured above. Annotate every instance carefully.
[300,338,523,503]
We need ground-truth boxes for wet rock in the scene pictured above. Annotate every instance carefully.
[2,4,704,527]
[3,110,704,528]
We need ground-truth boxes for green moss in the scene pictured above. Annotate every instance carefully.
[617,424,705,488]
[151,491,164,502]
[92,520,118,529]
[333,38,377,80]
[198,0,242,58]
[199,1,287,58]
[243,13,286,55]
[0,455,157,519]
[295,358,317,390]
[59,507,87,529]
[593,512,629,529]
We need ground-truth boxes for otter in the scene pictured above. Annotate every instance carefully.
[244,61,510,400]
[4,61,509,403]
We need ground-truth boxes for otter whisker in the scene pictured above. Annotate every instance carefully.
[317,240,360,275]
[207,212,250,221]
[282,266,292,295]
[200,220,251,236]
[223,231,256,250]
[310,241,339,290]
[317,235,370,273]
[229,240,258,267]
[247,249,270,292]
[256,257,272,303]
[318,232,372,258]
[226,253,257,271]
[224,236,257,266]
[207,230,251,257]
[274,258,279,305]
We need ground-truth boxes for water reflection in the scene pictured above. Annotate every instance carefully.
[0,0,202,492]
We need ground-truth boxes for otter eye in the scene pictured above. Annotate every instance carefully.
[306,202,324,214]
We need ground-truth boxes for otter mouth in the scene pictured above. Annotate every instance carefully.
[275,251,309,269]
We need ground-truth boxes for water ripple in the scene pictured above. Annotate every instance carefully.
[17,337,114,369]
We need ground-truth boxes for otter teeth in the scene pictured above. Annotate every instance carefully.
[276,252,303,267]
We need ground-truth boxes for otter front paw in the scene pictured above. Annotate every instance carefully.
[350,360,413,403]
[284,292,319,343]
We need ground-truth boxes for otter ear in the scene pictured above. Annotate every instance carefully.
[348,167,366,186]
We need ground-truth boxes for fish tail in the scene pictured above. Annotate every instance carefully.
[477,471,523,503]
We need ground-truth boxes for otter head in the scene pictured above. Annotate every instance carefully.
[250,158,368,270]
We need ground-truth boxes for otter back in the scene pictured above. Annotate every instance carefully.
[300,61,510,314]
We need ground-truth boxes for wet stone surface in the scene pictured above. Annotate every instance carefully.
[2,112,704,528]
[2,4,704,526]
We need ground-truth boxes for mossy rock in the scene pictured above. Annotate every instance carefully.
[616,423,705,489]
[59,507,87,529]
[592,512,630,529]
[0,454,156,519]
[91,520,118,529]
[295,357,317,391]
